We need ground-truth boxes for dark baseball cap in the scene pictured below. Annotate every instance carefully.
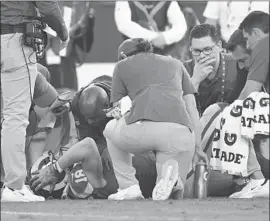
[117,38,149,60]
[226,29,247,51]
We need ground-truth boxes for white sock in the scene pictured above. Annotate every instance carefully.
[250,178,265,186]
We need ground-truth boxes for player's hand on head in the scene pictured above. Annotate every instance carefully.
[30,164,60,193]
[103,102,122,120]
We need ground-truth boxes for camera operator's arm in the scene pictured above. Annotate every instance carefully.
[35,1,69,41]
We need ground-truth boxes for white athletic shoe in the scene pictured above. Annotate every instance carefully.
[229,179,268,199]
[1,185,45,202]
[108,185,144,200]
[21,185,45,202]
[152,159,179,201]
[247,180,269,198]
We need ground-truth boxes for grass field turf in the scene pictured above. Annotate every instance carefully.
[1,198,269,221]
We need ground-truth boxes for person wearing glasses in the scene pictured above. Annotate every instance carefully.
[183,24,245,114]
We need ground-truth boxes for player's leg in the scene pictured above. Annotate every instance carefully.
[229,140,269,199]
[151,122,195,200]
[104,118,194,200]
[89,159,119,199]
[254,137,269,178]
[89,139,119,199]
[30,137,106,192]
[58,137,106,188]
[91,152,157,199]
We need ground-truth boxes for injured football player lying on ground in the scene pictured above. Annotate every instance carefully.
[28,75,157,199]
[27,72,267,200]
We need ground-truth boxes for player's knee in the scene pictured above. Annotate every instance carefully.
[81,137,99,155]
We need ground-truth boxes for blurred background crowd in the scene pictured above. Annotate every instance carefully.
[40,1,268,92]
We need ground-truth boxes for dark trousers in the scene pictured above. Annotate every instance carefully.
[94,153,157,199]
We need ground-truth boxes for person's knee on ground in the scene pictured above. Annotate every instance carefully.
[104,118,139,190]
[133,153,157,198]
[105,138,138,190]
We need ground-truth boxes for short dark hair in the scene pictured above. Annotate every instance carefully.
[189,23,221,45]
[239,11,269,34]
[226,29,247,51]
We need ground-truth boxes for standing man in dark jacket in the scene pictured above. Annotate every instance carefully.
[40,1,95,91]
[1,1,68,202]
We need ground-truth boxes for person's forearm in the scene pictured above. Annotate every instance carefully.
[162,23,186,45]
[116,20,158,41]
[191,77,200,91]
[162,1,187,45]
[114,2,158,41]
[189,108,201,148]
[184,95,201,147]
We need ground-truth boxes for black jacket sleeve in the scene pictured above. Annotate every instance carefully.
[34,1,68,41]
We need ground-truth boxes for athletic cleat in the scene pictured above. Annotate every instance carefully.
[229,179,268,199]
[21,185,45,202]
[108,185,144,200]
[152,159,179,201]
[245,180,269,198]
